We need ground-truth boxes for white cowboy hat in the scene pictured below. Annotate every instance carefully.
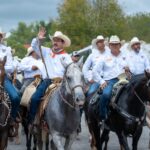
[128,37,141,50]
[49,31,71,47]
[109,35,121,44]
[0,28,6,38]
[26,47,34,56]
[92,35,104,48]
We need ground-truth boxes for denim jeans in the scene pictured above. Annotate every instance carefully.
[4,76,21,120]
[28,79,52,123]
[87,82,99,96]
[99,78,118,120]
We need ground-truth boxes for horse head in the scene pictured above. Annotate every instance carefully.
[62,60,85,107]
[0,56,6,86]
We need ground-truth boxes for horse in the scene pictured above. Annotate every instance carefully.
[0,56,11,150]
[85,72,150,150]
[34,61,85,150]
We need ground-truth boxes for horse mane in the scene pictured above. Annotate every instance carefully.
[126,73,146,90]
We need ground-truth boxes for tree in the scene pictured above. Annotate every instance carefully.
[90,0,127,39]
[126,13,150,42]
[57,0,92,52]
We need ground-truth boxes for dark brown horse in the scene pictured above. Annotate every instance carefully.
[0,56,11,150]
[85,72,150,150]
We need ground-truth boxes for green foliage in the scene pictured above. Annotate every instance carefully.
[6,0,150,58]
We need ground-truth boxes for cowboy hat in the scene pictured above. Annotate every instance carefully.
[128,37,141,50]
[26,47,35,56]
[0,28,6,38]
[49,31,71,47]
[109,35,121,44]
[92,35,104,48]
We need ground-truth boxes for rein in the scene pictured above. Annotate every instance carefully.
[0,85,11,127]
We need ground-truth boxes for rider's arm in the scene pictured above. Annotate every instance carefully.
[144,54,150,72]
[19,57,34,72]
[5,47,14,74]
[31,38,50,58]
[82,54,93,82]
[92,60,105,85]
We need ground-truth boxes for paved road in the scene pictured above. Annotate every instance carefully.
[8,115,150,150]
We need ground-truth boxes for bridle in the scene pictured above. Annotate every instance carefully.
[59,62,84,109]
[64,62,83,95]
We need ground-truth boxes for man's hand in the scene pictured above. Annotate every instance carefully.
[124,66,130,72]
[89,79,94,83]
[100,81,107,90]
[32,66,38,70]
[38,26,46,40]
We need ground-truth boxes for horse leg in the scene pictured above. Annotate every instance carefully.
[132,126,142,150]
[64,132,77,150]
[0,131,8,150]
[15,123,21,145]
[101,129,110,150]
[51,131,64,150]
[116,131,130,150]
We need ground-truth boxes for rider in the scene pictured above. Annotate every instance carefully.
[28,28,72,126]
[127,37,150,75]
[0,29,21,125]
[20,47,43,94]
[82,35,110,96]
[93,35,128,122]
[71,51,81,63]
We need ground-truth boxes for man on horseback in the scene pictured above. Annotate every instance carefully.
[0,29,21,126]
[83,35,110,96]
[93,35,128,122]
[127,37,150,75]
[20,47,43,94]
[28,27,72,127]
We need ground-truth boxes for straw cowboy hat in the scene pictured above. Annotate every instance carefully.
[26,47,35,56]
[49,31,71,47]
[128,37,141,50]
[92,35,104,48]
[109,35,121,44]
[0,28,6,38]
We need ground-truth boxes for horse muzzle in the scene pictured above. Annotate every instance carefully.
[74,89,85,106]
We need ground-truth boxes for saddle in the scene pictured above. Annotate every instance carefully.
[20,75,41,107]
[111,73,129,104]
[34,78,62,126]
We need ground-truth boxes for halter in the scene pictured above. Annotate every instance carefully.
[59,62,84,109]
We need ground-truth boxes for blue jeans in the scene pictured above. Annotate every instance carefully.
[99,78,118,120]
[4,76,21,120]
[87,82,99,96]
[28,79,52,123]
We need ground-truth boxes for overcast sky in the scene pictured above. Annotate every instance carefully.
[0,0,150,32]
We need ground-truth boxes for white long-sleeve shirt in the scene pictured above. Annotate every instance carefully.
[127,50,150,75]
[20,56,42,79]
[82,48,110,82]
[0,44,14,74]
[31,38,73,79]
[93,51,128,85]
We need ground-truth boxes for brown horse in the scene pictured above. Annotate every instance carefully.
[0,56,11,150]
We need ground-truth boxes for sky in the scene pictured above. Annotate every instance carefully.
[0,0,150,32]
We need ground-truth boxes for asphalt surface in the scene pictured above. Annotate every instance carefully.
[7,115,150,150]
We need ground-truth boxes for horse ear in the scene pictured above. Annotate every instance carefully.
[77,56,84,68]
[145,70,150,79]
